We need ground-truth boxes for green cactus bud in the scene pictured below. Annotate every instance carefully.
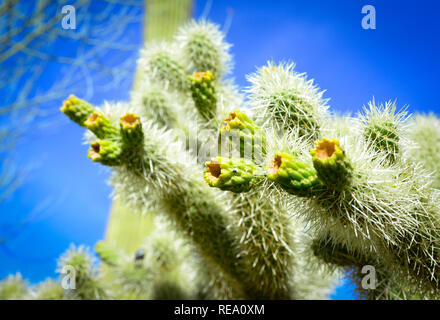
[120,114,144,149]
[88,140,122,166]
[84,111,119,139]
[310,138,353,190]
[218,110,266,163]
[266,152,322,197]
[204,157,261,193]
[60,95,95,127]
[189,71,217,121]
[119,113,144,166]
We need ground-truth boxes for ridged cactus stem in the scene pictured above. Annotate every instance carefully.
[233,193,294,299]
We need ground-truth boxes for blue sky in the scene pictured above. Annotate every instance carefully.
[1,0,439,300]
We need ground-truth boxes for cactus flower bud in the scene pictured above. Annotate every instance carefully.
[120,113,144,147]
[119,113,144,165]
[204,157,261,193]
[88,140,122,166]
[189,71,217,121]
[310,138,353,190]
[84,112,119,139]
[266,152,322,197]
[60,95,95,126]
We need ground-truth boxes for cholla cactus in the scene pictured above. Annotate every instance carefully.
[0,273,28,300]
[15,18,432,301]
[57,245,107,300]
[29,279,66,300]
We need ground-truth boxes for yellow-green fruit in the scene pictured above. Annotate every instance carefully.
[119,113,144,166]
[60,95,95,126]
[88,140,122,166]
[189,71,217,121]
[266,152,322,197]
[84,112,119,139]
[204,157,260,193]
[218,110,266,163]
[310,138,353,190]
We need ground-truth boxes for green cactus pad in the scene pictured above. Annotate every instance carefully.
[218,110,266,163]
[84,112,119,139]
[310,138,353,190]
[60,95,95,126]
[88,140,122,166]
[266,152,322,197]
[204,157,260,193]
